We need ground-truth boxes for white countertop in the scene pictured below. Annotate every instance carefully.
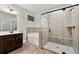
[0,31,22,36]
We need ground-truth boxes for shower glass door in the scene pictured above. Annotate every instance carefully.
[41,15,49,46]
[41,5,79,54]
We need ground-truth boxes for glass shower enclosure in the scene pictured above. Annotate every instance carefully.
[41,5,79,54]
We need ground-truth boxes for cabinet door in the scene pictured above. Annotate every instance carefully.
[3,35,15,53]
[0,37,3,53]
[15,34,23,48]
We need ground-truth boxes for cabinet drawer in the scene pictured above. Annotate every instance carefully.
[3,35,12,39]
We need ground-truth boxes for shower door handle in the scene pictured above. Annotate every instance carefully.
[49,29,51,32]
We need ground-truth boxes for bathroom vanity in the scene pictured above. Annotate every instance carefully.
[0,32,23,54]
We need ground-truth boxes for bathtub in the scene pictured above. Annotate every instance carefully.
[27,33,39,46]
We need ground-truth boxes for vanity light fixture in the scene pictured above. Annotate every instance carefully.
[8,6,15,12]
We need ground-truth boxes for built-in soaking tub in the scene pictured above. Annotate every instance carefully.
[27,33,40,46]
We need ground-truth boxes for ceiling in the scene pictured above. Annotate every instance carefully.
[18,4,72,14]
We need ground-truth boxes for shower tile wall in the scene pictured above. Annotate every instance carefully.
[71,6,79,53]
[48,8,73,47]
[48,37,73,47]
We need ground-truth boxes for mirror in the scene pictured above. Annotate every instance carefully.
[0,10,17,32]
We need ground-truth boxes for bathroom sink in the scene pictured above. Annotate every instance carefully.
[0,31,21,36]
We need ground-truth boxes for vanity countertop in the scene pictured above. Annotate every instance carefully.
[0,31,22,36]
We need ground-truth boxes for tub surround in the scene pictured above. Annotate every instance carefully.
[27,27,48,33]
[27,27,49,48]
[27,27,42,48]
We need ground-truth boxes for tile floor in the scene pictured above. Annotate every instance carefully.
[9,43,53,54]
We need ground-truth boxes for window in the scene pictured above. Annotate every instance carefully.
[28,15,34,21]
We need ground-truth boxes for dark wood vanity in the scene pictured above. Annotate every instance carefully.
[0,33,23,54]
